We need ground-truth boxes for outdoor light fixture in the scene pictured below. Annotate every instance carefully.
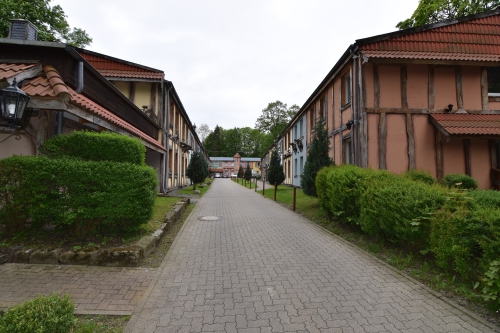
[447,104,453,113]
[0,79,31,131]
[346,120,354,130]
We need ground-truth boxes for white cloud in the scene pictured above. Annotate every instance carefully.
[53,0,419,130]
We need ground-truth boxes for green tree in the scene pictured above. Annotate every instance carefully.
[396,0,500,29]
[255,101,300,141]
[267,149,285,186]
[301,117,333,197]
[186,151,206,190]
[237,165,244,178]
[0,0,92,47]
[203,125,225,156]
[244,163,252,181]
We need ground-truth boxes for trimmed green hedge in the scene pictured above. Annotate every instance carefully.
[0,155,157,238]
[0,293,76,333]
[441,173,478,190]
[40,131,146,165]
[360,176,445,248]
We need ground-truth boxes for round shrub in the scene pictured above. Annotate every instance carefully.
[0,293,76,333]
[441,173,478,190]
[40,130,146,166]
[315,165,335,211]
[360,175,445,248]
[403,169,436,185]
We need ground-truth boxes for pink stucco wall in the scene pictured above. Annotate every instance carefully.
[367,113,379,169]
[413,115,437,178]
[434,67,457,111]
[470,139,491,189]
[407,64,428,109]
[334,135,341,164]
[489,101,500,111]
[462,67,482,110]
[379,66,401,108]
[386,114,408,173]
[443,139,466,175]
[363,63,374,108]
[0,134,35,159]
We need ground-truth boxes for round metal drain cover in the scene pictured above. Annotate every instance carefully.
[198,216,222,221]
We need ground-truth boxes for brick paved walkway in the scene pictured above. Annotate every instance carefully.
[0,264,154,315]
[125,179,499,333]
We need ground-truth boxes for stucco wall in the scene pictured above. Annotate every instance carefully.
[462,67,482,110]
[413,115,436,177]
[386,114,408,174]
[135,82,151,109]
[0,134,35,159]
[363,63,374,108]
[379,66,401,108]
[111,81,130,99]
[443,139,466,175]
[471,139,491,189]
[434,68,457,111]
[407,64,428,109]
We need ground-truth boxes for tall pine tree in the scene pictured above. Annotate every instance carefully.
[186,152,206,190]
[301,117,333,197]
[244,163,252,181]
[268,149,285,186]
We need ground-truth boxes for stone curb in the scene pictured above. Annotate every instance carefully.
[3,198,190,267]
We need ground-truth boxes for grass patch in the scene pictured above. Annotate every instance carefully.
[74,315,130,333]
[233,178,259,190]
[176,178,212,196]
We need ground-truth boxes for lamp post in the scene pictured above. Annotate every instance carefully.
[0,79,31,133]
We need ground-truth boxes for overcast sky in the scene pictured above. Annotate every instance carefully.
[53,0,419,132]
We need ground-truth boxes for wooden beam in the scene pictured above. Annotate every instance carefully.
[360,57,368,168]
[401,65,408,110]
[406,114,415,170]
[379,113,387,170]
[464,139,471,176]
[436,130,444,180]
[374,64,380,109]
[482,68,489,111]
[428,66,435,109]
[364,107,499,114]
[456,67,463,110]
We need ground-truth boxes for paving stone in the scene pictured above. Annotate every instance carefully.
[115,179,499,332]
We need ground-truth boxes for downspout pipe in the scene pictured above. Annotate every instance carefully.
[350,46,360,166]
[163,83,171,194]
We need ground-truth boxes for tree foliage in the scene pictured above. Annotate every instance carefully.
[255,101,299,141]
[267,149,285,186]
[396,0,500,29]
[301,117,333,197]
[0,0,93,47]
[244,163,252,181]
[186,151,207,190]
[237,165,244,178]
[196,123,211,143]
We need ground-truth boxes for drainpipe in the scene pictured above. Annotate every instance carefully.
[350,46,360,166]
[164,83,171,194]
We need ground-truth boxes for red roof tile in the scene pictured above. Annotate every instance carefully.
[21,68,165,151]
[80,53,164,80]
[360,13,500,61]
[0,63,39,80]
[430,114,500,136]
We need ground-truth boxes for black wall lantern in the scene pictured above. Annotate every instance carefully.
[0,79,31,130]
[346,120,354,130]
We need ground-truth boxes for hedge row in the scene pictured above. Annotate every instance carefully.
[40,130,146,165]
[316,165,500,281]
[0,150,157,239]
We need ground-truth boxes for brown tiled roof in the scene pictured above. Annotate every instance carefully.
[0,63,39,80]
[360,12,500,61]
[80,53,164,80]
[430,114,500,136]
[20,66,165,151]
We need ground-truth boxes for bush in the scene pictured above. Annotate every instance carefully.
[315,165,335,211]
[0,293,76,333]
[468,189,500,209]
[360,175,445,248]
[441,173,478,190]
[318,165,373,226]
[40,131,146,165]
[0,156,157,238]
[481,260,500,311]
[403,169,436,185]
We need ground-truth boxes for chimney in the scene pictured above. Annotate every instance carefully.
[8,19,38,41]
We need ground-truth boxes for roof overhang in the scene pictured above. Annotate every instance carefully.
[430,113,500,141]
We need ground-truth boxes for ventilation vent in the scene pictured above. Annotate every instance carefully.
[8,19,38,41]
